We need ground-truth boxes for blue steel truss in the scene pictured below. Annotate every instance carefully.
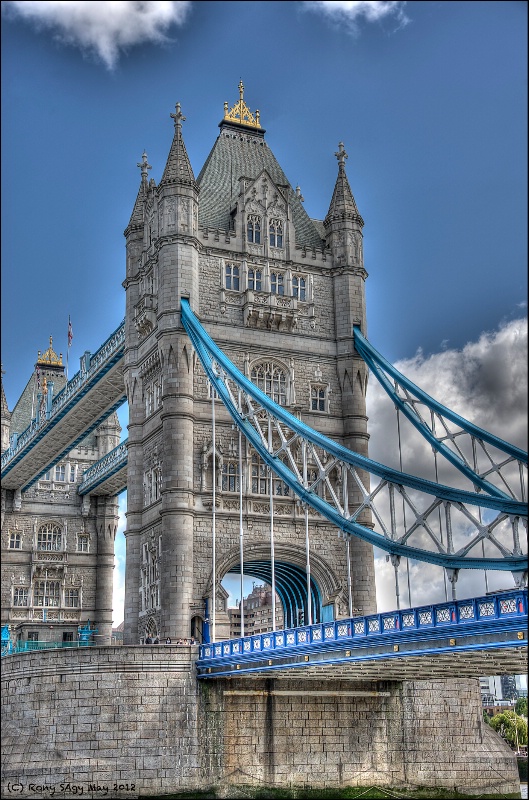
[181,299,527,575]
[196,588,528,678]
[353,327,527,502]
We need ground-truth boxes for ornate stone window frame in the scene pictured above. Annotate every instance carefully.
[9,532,21,549]
[310,382,330,414]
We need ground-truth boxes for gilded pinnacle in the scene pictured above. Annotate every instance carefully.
[223,81,262,129]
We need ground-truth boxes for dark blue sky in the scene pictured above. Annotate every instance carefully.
[2,1,526,408]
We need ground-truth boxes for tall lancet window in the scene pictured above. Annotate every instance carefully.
[247,215,261,244]
[269,219,283,248]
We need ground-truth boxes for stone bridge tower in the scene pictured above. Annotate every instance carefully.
[122,84,376,645]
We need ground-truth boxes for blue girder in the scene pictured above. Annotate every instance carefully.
[353,326,527,500]
[181,299,527,572]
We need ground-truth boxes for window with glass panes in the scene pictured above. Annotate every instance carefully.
[225,262,240,290]
[222,460,239,492]
[248,268,262,291]
[292,275,306,301]
[64,589,79,607]
[13,588,28,606]
[269,219,283,247]
[77,535,89,552]
[33,580,60,607]
[55,464,66,481]
[37,523,62,551]
[9,532,21,549]
[247,215,261,244]
[270,272,285,296]
[251,362,287,405]
[311,385,327,412]
[251,454,290,496]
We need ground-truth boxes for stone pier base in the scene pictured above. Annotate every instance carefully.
[1,647,520,798]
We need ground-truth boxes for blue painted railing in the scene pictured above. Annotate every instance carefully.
[198,589,527,662]
[78,439,128,495]
[1,320,125,477]
[12,641,96,654]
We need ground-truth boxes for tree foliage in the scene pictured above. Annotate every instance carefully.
[489,710,528,748]
[515,696,528,717]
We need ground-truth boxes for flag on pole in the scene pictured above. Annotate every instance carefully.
[68,316,73,347]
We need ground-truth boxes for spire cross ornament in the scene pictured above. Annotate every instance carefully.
[335,141,348,170]
[171,102,186,133]
[137,151,152,183]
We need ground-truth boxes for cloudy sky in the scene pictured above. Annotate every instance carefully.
[1,1,526,625]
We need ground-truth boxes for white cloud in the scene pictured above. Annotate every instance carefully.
[368,317,528,611]
[3,1,192,69]
[303,1,409,34]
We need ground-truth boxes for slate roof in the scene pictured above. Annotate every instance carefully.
[197,122,326,250]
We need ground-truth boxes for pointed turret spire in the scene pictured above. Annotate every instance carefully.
[160,102,196,187]
[138,150,152,185]
[1,365,12,454]
[324,142,363,228]
[125,152,151,232]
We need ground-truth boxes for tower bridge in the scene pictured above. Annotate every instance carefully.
[1,85,527,798]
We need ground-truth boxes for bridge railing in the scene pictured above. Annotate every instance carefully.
[198,589,527,661]
[78,439,128,495]
[1,320,125,473]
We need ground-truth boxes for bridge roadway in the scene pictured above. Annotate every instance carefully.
[1,321,126,492]
[77,439,128,496]
[196,589,527,681]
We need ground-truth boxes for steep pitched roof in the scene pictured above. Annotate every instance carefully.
[126,181,147,231]
[324,142,363,227]
[160,103,196,188]
[197,123,325,250]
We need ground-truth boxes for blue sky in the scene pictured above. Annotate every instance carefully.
[1,2,527,624]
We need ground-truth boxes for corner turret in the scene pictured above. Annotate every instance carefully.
[324,142,365,278]
[1,366,11,454]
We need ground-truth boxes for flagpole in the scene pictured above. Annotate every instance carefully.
[66,316,72,381]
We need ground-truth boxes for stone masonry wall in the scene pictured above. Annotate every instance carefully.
[1,648,520,799]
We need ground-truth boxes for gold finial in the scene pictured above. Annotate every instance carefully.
[223,81,262,129]
[36,336,63,367]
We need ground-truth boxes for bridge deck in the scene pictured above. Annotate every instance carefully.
[1,322,125,491]
[197,589,527,680]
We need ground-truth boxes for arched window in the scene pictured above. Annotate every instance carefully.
[269,218,283,248]
[247,215,261,244]
[37,523,62,552]
[251,362,287,406]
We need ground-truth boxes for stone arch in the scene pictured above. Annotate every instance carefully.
[144,617,158,640]
[207,542,343,629]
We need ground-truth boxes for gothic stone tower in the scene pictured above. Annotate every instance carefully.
[1,342,121,647]
[122,84,375,645]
